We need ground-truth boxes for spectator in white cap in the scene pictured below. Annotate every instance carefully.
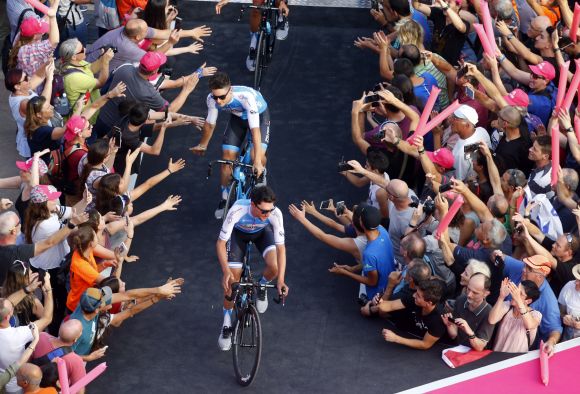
[558,265,580,340]
[446,104,491,181]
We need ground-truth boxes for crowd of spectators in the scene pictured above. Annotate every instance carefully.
[0,0,211,390]
[289,0,580,358]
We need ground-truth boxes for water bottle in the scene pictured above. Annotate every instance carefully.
[54,93,70,116]
[266,21,271,34]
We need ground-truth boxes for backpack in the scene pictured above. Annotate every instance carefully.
[96,0,121,30]
[55,250,74,292]
[1,9,34,77]
[51,68,84,116]
[31,346,73,366]
[47,143,86,191]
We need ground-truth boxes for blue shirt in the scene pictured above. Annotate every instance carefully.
[412,10,432,50]
[362,226,395,298]
[414,72,439,111]
[531,280,563,342]
[528,83,556,126]
[70,306,98,356]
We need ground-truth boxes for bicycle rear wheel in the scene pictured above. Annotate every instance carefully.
[253,31,266,90]
[222,179,239,224]
[232,304,262,386]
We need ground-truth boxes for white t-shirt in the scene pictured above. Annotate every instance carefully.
[30,208,72,270]
[0,325,33,393]
[368,172,389,209]
[8,92,37,157]
[558,280,580,340]
[451,127,491,181]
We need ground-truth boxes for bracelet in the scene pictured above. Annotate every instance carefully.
[442,6,449,11]
[566,127,574,133]
[520,309,529,315]
[127,236,133,239]
[506,34,514,40]
[23,286,31,295]
[408,223,417,229]
[67,221,76,230]
[555,47,561,52]
[44,289,52,292]
[468,334,476,340]
[417,148,425,155]
[195,68,203,79]
[26,345,35,351]
[524,214,530,219]
[498,55,506,63]
[167,168,173,174]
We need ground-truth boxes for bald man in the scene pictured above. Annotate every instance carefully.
[31,320,86,392]
[16,363,56,393]
[494,106,533,176]
[385,179,416,266]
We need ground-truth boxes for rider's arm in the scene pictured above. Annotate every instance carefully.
[245,97,265,169]
[271,209,287,290]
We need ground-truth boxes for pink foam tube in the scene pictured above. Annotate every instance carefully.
[413,86,441,139]
[551,124,560,186]
[555,61,569,109]
[24,0,49,14]
[473,24,494,57]
[57,358,70,394]
[69,363,107,394]
[571,3,580,43]
[562,59,580,110]
[481,2,496,54]
[435,195,464,240]
[421,100,462,136]
[540,340,549,386]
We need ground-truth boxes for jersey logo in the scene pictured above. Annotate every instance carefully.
[279,231,284,238]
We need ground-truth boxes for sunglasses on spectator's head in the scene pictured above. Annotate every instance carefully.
[212,87,231,101]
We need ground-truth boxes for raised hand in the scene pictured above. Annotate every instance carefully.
[191,25,213,42]
[162,194,182,211]
[167,158,186,174]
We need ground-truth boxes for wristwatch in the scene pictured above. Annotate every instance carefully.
[566,127,574,133]
[468,334,476,340]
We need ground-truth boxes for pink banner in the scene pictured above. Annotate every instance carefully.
[24,0,49,14]
[481,2,497,54]
[422,100,462,135]
[551,124,560,186]
[57,358,107,394]
[435,195,464,240]
[571,3,580,43]
[473,24,494,57]
[555,61,569,109]
[562,59,580,110]
[540,341,549,386]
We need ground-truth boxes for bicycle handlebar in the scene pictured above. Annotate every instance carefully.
[206,159,254,179]
[225,281,285,306]
[237,4,279,21]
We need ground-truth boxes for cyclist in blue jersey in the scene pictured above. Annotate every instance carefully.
[216,186,289,351]
[190,72,271,219]
[215,0,290,71]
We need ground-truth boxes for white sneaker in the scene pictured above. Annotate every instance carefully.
[246,55,256,72]
[256,287,268,313]
[276,20,289,41]
[218,326,233,351]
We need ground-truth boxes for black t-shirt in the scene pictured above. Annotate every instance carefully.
[379,148,416,189]
[550,258,580,297]
[429,7,470,65]
[453,294,495,347]
[494,135,533,176]
[28,126,61,164]
[401,292,447,339]
[0,244,35,284]
[552,194,579,234]
[111,117,143,174]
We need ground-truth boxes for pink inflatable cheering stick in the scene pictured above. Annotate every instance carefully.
[539,340,550,386]
[435,195,464,240]
[408,86,440,143]
[562,59,580,110]
[57,358,107,394]
[421,100,461,136]
[473,24,494,57]
[480,1,497,54]
[571,3,580,43]
[24,0,49,14]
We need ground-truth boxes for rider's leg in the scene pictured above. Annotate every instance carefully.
[220,149,238,198]
[246,0,265,70]
[217,116,244,211]
[254,227,277,313]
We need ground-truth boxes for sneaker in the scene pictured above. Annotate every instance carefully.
[256,287,268,313]
[246,55,256,72]
[276,20,289,41]
[215,199,226,220]
[218,325,233,351]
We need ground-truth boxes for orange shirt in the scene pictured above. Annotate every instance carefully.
[541,5,561,26]
[66,249,100,312]
[35,388,58,394]
[116,0,148,22]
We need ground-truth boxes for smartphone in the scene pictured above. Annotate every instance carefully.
[37,269,46,285]
[101,267,113,277]
[336,201,346,215]
[456,66,468,79]
[111,126,122,148]
[439,183,453,193]
[463,143,479,154]
[174,16,182,30]
[338,161,354,172]
[465,86,475,100]
[364,93,381,104]
[320,200,331,210]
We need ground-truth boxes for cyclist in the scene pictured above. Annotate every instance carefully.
[190,72,270,219]
[215,0,290,71]
[216,186,289,351]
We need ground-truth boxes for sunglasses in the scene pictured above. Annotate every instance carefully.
[256,205,275,215]
[76,46,85,55]
[19,74,29,84]
[212,87,231,101]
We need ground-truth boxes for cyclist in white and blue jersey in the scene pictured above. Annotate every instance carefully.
[191,72,271,219]
[216,186,289,351]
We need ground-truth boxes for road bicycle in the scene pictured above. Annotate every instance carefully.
[225,242,285,386]
[239,0,284,90]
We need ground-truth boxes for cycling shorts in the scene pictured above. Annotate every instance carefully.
[222,108,271,152]
[227,226,276,269]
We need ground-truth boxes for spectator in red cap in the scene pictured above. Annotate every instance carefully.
[496,52,557,126]
[62,116,91,206]
[7,4,60,79]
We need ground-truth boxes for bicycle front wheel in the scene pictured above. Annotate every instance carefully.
[232,304,262,386]
[222,179,239,224]
[253,31,267,90]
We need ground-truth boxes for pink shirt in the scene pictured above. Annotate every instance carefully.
[492,302,542,353]
[32,332,86,385]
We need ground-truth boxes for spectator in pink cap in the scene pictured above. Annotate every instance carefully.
[7,4,60,80]
[496,50,557,126]
[62,116,91,206]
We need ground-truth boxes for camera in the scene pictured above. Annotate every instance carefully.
[439,183,453,193]
[336,201,346,216]
[515,224,524,234]
[101,45,118,54]
[38,269,46,285]
[494,255,504,268]
[463,143,480,155]
[364,93,381,104]
[358,293,370,306]
[338,160,353,172]
[409,196,436,216]
[456,66,468,79]
[373,128,385,142]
